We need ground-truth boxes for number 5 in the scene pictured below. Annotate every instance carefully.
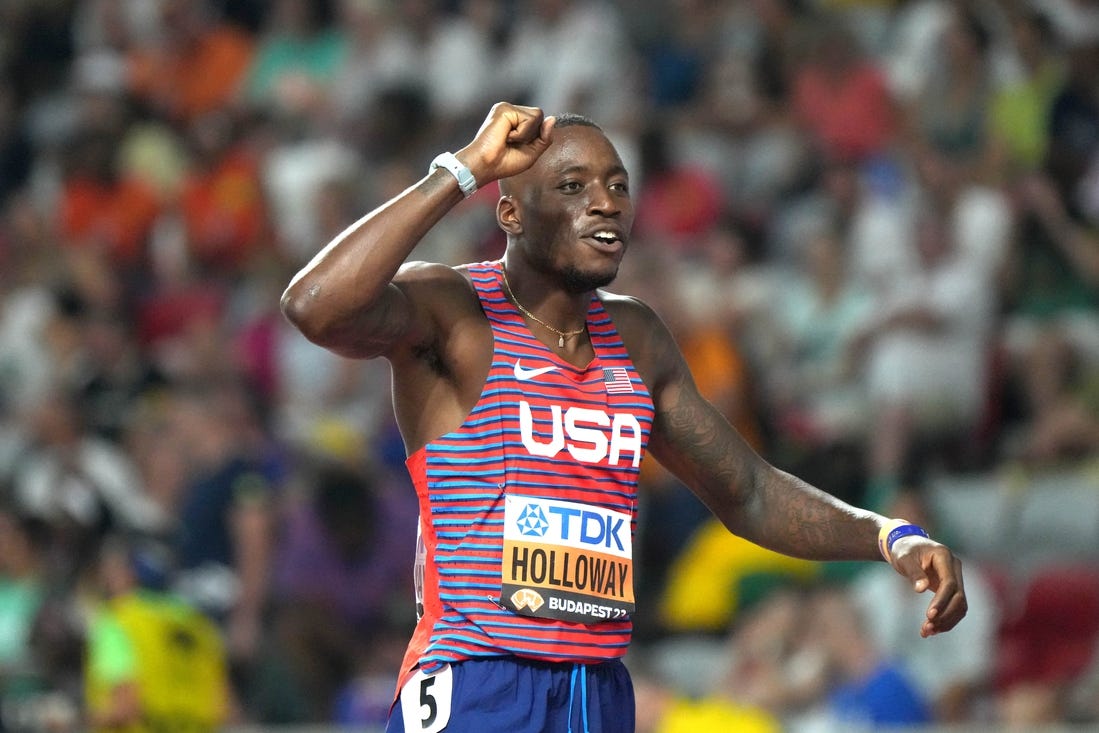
[400,666,452,733]
[419,676,438,728]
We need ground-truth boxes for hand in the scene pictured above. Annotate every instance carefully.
[889,537,968,637]
[456,102,556,186]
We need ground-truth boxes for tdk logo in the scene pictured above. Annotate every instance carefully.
[504,496,633,560]
[537,504,626,552]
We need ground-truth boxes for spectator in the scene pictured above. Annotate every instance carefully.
[240,0,349,119]
[901,5,999,184]
[631,122,725,253]
[498,0,640,132]
[83,535,230,733]
[270,457,416,720]
[763,225,875,505]
[657,521,820,635]
[1045,31,1099,214]
[791,18,898,164]
[851,201,998,508]
[633,671,781,733]
[126,0,256,126]
[798,586,932,732]
[988,6,1066,179]
[57,128,161,270]
[10,390,166,578]
[0,206,62,421]
[385,0,503,136]
[0,77,33,210]
[1002,172,1099,382]
[164,382,278,709]
[327,0,414,132]
[71,305,166,445]
[178,111,270,276]
[0,502,49,709]
[720,587,828,724]
[1002,327,1099,467]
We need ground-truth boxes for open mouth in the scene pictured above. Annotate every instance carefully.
[587,230,623,249]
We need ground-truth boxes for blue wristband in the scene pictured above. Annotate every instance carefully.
[878,519,930,562]
[886,524,930,556]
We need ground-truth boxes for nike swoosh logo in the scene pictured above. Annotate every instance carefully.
[513,360,559,381]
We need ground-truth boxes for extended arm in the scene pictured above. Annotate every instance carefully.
[648,349,880,561]
[631,303,967,635]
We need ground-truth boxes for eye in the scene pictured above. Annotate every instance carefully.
[610,180,630,194]
[558,181,582,193]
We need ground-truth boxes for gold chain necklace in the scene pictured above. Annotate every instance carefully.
[500,266,586,348]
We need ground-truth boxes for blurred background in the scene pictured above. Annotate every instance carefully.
[0,0,1098,731]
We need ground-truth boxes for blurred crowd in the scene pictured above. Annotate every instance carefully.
[1,0,1099,730]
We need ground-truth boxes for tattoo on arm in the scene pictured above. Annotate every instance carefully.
[655,369,758,518]
[655,370,878,560]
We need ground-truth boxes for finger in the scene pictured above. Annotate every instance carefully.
[922,559,966,635]
[922,590,967,637]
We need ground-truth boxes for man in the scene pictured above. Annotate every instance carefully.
[84,537,229,733]
[281,102,967,733]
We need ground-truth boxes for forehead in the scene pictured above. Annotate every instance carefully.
[536,124,626,177]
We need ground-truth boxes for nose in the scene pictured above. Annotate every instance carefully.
[587,183,624,218]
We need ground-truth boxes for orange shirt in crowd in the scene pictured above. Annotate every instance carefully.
[180,147,267,272]
[59,175,161,266]
[129,26,255,124]
[793,62,896,162]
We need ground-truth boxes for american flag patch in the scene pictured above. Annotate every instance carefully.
[603,367,634,394]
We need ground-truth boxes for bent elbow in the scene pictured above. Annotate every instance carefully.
[279,284,330,343]
[279,283,378,357]
[279,286,308,330]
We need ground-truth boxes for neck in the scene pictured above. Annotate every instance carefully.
[500,260,589,348]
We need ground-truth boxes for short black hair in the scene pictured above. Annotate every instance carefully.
[553,113,601,131]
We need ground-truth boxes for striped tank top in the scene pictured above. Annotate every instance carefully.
[398,260,656,683]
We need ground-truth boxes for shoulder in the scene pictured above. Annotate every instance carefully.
[600,290,669,344]
[599,289,663,321]
[393,260,476,287]
[600,290,683,390]
[392,260,482,312]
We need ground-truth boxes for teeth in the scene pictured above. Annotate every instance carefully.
[593,231,618,241]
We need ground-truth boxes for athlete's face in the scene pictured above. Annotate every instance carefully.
[504,125,633,293]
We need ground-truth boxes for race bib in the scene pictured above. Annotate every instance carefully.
[400,666,453,733]
[500,496,635,623]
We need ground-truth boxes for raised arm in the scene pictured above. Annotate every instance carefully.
[625,300,968,636]
[280,103,556,359]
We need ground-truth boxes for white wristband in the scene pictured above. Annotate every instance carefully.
[429,152,477,198]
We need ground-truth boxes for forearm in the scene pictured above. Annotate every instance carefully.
[280,169,464,349]
[733,464,885,562]
[650,377,885,562]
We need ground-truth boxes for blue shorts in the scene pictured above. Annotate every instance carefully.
[386,657,634,733]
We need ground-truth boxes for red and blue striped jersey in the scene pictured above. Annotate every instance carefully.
[398,260,656,684]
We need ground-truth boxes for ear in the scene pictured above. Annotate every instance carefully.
[496,195,523,235]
